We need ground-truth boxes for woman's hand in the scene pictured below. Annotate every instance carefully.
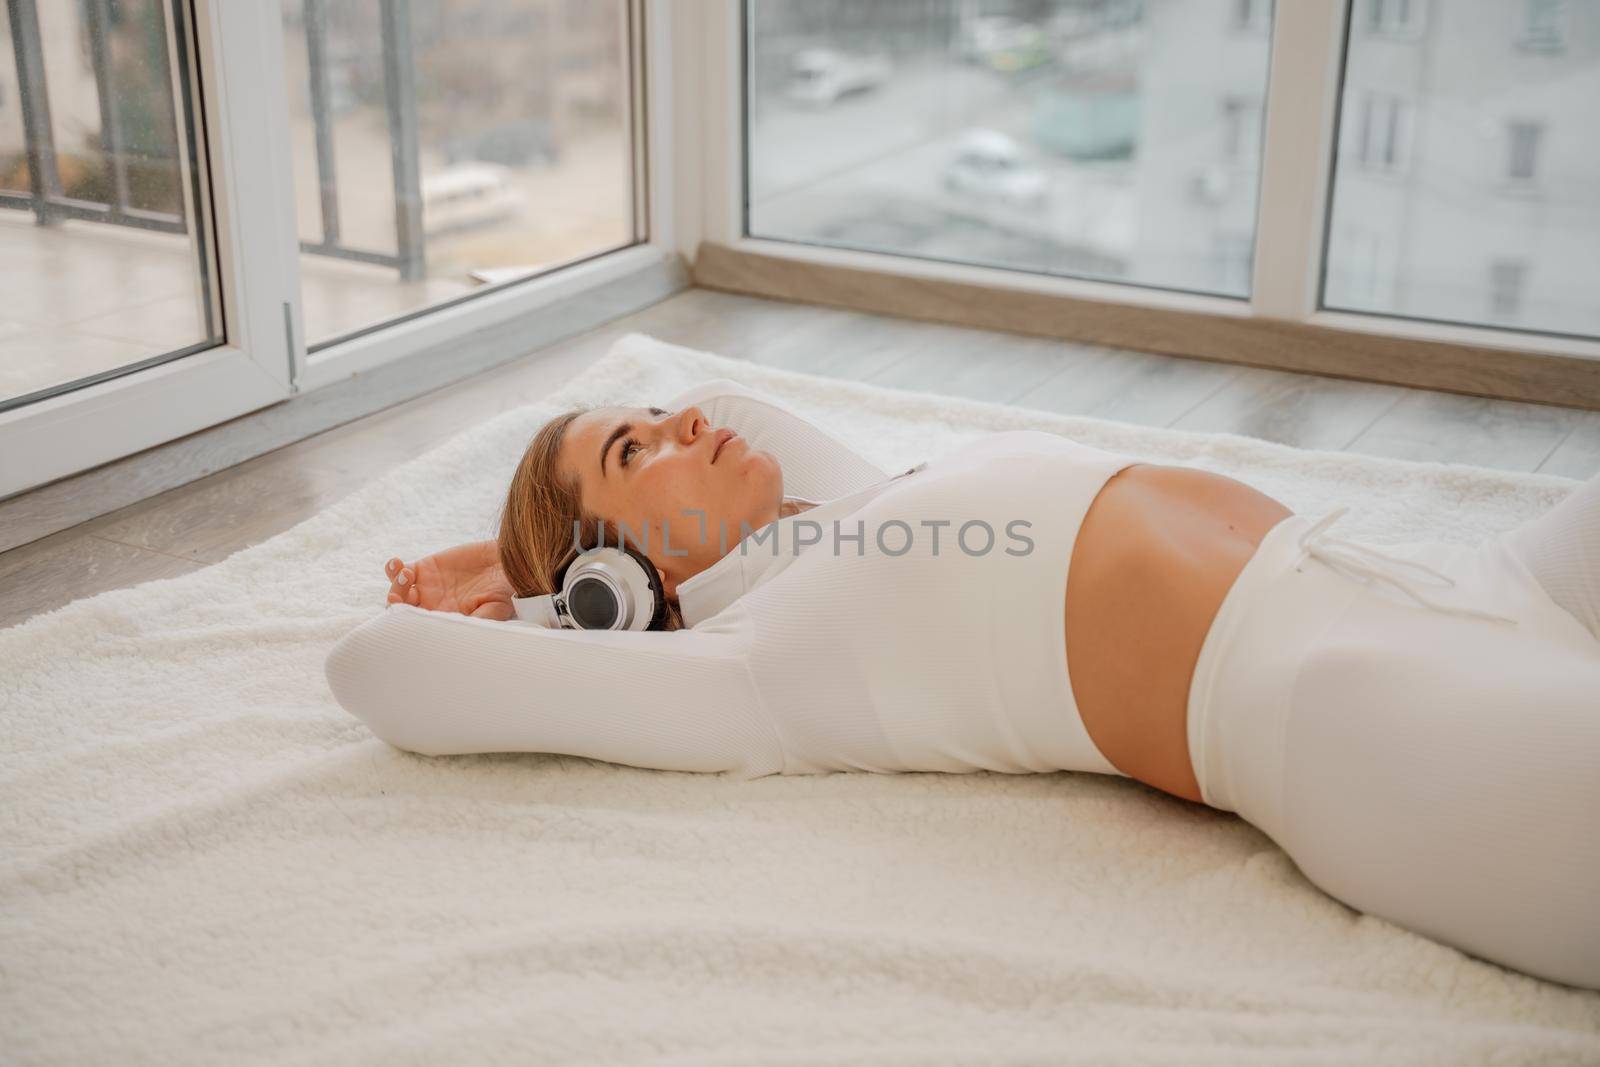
[384,540,516,621]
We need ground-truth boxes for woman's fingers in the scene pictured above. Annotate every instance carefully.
[385,582,420,606]
[383,558,416,606]
[387,563,414,592]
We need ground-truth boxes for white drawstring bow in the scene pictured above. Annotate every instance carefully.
[1291,507,1519,626]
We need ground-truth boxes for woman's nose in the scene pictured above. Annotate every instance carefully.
[675,405,708,441]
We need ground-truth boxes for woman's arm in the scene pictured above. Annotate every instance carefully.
[330,377,869,773]
[325,602,785,779]
[665,378,888,502]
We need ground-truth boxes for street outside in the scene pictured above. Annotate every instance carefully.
[748,52,1139,269]
[283,47,1146,342]
[288,110,633,281]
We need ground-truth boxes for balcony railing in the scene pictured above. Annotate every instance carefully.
[1,0,426,280]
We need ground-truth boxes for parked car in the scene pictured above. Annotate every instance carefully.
[940,129,1052,211]
[785,48,892,106]
[421,162,525,234]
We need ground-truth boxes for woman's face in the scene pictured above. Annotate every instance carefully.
[558,403,784,595]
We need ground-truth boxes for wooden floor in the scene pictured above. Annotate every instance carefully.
[3,286,1598,631]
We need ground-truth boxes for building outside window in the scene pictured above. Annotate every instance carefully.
[1323,0,1597,337]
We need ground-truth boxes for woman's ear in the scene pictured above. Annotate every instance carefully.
[655,562,679,601]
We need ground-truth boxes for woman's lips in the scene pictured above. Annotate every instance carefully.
[712,429,738,463]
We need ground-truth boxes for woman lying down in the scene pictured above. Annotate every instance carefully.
[325,375,1600,990]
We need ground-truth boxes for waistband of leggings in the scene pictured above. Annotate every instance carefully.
[1184,513,1367,839]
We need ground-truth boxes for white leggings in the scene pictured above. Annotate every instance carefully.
[1186,472,1600,990]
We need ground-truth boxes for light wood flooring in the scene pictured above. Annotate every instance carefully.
[3,286,1598,631]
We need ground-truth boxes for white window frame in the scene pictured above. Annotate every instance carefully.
[1,0,682,501]
[691,0,1600,364]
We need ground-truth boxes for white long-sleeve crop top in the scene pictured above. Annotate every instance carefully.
[324,376,1139,781]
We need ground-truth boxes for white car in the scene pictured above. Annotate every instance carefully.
[940,129,1052,211]
[420,162,525,235]
[785,48,892,106]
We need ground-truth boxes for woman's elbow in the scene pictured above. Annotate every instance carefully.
[324,632,449,756]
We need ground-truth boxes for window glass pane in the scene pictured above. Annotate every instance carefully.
[746,0,1275,299]
[0,0,221,412]
[280,0,638,350]
[1322,0,1600,337]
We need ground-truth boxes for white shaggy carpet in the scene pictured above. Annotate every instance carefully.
[3,331,1598,1066]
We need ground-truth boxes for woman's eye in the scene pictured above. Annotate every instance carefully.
[620,410,668,469]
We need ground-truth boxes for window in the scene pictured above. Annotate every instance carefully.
[1220,96,1261,161]
[747,0,1275,299]
[1324,5,1599,337]
[1355,92,1410,173]
[278,0,636,348]
[0,0,222,411]
[1233,0,1272,33]
[1506,120,1544,182]
[0,0,656,499]
[1489,258,1529,319]
[1518,0,1568,51]
[1366,0,1427,37]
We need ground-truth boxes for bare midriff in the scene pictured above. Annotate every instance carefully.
[1064,463,1294,804]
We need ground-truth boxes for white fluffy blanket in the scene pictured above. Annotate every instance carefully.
[4,331,1598,1066]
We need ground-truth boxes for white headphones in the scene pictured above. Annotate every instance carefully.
[511,542,668,631]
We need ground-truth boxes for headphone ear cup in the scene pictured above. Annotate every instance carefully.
[617,542,669,630]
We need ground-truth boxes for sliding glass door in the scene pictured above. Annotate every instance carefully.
[279,0,638,349]
[0,0,293,502]
[0,0,651,504]
[0,0,224,412]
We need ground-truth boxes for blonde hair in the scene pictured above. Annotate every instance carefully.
[495,408,686,631]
